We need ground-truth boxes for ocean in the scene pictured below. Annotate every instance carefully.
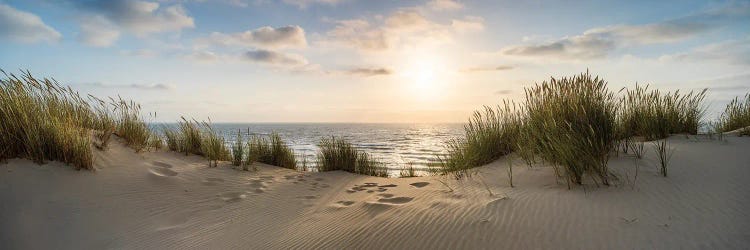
[158,123,465,174]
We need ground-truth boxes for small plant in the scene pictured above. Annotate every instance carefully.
[718,93,750,133]
[200,120,229,167]
[630,141,645,159]
[399,162,417,178]
[507,155,513,188]
[148,134,163,151]
[317,137,387,177]
[653,140,674,177]
[247,132,296,169]
[231,129,245,167]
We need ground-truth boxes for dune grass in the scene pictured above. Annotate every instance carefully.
[719,93,750,134]
[523,72,618,186]
[0,70,152,170]
[618,84,707,140]
[113,98,153,152]
[200,121,230,167]
[246,132,296,169]
[436,102,523,179]
[317,137,388,177]
[231,129,245,167]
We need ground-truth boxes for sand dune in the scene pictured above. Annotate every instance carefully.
[1,135,749,249]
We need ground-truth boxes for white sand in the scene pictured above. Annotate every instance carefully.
[1,135,749,249]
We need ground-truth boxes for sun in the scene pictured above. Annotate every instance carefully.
[400,56,449,99]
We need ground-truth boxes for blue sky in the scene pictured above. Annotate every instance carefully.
[1,0,748,122]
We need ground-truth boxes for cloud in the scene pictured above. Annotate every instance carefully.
[243,49,308,66]
[78,15,120,47]
[500,2,749,60]
[282,0,343,8]
[461,65,514,72]
[80,0,194,36]
[451,16,484,33]
[0,4,61,43]
[199,25,307,49]
[428,0,463,11]
[343,67,392,76]
[659,38,750,65]
[324,9,456,52]
[87,82,174,90]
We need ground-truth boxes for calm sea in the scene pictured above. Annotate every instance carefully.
[156,123,465,174]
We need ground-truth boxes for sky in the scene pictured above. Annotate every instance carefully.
[0,0,748,123]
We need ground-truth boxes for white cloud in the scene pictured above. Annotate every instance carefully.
[0,4,61,44]
[428,0,463,11]
[660,38,750,65]
[452,16,484,33]
[342,67,392,76]
[80,0,194,37]
[198,25,307,49]
[78,15,120,47]
[86,82,174,90]
[324,9,455,52]
[500,2,750,60]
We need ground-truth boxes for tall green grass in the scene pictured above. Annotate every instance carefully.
[618,84,707,140]
[0,70,151,170]
[231,129,245,167]
[317,137,387,177]
[246,132,297,169]
[719,93,750,134]
[113,98,152,152]
[200,121,230,167]
[523,72,618,186]
[436,102,522,179]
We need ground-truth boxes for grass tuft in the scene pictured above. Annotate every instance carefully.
[718,93,750,133]
[317,137,387,177]
[246,132,296,169]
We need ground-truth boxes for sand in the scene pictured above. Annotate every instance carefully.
[1,135,749,249]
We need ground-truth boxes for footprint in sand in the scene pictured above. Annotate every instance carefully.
[149,167,178,177]
[377,193,395,198]
[378,184,397,188]
[362,183,378,187]
[218,192,247,202]
[410,182,430,188]
[152,161,173,168]
[320,184,330,188]
[336,200,355,206]
[314,178,325,181]
[247,180,267,189]
[377,197,414,204]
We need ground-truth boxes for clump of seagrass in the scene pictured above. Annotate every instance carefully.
[0,70,152,170]
[436,101,522,179]
[317,137,387,177]
[618,84,707,141]
[522,71,618,186]
[161,117,230,167]
[231,129,246,168]
[246,132,296,169]
[718,93,750,134]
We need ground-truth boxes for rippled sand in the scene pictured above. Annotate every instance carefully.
[1,135,749,249]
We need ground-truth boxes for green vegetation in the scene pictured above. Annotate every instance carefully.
[317,137,387,177]
[718,93,750,134]
[523,72,618,186]
[437,71,708,186]
[399,162,417,178]
[436,102,522,179]
[200,121,230,167]
[0,70,151,170]
[161,118,230,167]
[618,84,707,140]
[231,129,245,167]
[653,140,674,177]
[246,132,296,169]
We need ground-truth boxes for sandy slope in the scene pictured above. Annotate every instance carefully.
[1,135,749,249]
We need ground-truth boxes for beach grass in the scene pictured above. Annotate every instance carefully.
[317,137,388,177]
[113,98,152,152]
[246,132,296,169]
[0,70,150,170]
[618,84,707,141]
[231,129,245,167]
[718,93,750,133]
[436,102,522,179]
[200,120,230,167]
